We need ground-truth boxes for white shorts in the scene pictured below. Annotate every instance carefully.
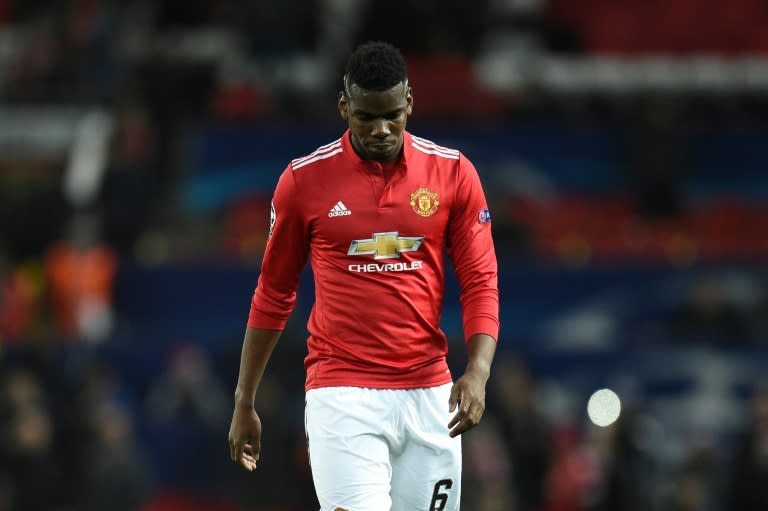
[305,383,462,511]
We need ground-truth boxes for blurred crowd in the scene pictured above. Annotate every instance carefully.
[2,339,768,511]
[1,1,768,510]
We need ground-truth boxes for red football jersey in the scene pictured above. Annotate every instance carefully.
[248,130,499,390]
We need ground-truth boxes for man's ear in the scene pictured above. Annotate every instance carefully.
[406,87,414,116]
[338,91,348,120]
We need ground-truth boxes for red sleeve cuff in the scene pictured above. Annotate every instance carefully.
[247,309,288,331]
[463,317,499,344]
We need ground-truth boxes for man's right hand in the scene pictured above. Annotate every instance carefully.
[228,404,262,471]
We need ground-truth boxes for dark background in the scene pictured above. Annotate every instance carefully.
[1,1,768,510]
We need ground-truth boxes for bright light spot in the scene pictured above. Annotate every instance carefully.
[587,388,621,427]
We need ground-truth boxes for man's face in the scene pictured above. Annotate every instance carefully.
[338,80,413,161]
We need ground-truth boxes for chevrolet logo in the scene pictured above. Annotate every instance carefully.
[348,232,424,259]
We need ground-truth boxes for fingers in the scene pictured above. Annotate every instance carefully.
[229,436,261,471]
[239,444,259,471]
[229,437,243,462]
[448,384,460,413]
[447,402,464,430]
[447,399,484,438]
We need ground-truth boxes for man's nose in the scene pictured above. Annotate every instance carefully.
[371,119,390,138]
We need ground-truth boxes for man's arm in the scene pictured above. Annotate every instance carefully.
[228,165,309,471]
[228,327,282,471]
[448,333,497,437]
[445,155,500,437]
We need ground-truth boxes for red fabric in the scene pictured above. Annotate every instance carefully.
[404,56,507,117]
[211,82,271,119]
[223,194,271,260]
[248,130,499,390]
[749,26,768,53]
[549,0,768,54]
[44,242,117,339]
[0,0,11,25]
[0,265,41,342]
[140,492,240,511]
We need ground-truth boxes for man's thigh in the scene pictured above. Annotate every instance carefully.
[390,384,462,511]
[305,387,394,511]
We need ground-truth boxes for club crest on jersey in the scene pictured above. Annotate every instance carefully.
[409,187,439,217]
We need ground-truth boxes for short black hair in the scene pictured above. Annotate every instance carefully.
[344,41,407,93]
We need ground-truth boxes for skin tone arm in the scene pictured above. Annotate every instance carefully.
[448,333,497,437]
[228,327,283,471]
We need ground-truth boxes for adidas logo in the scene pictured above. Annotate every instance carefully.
[328,201,352,217]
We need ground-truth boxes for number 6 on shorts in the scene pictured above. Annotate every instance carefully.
[429,479,453,511]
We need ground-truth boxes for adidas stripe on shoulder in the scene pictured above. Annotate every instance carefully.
[292,139,343,170]
[410,136,460,160]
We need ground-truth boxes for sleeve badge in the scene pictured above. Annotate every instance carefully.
[478,208,491,224]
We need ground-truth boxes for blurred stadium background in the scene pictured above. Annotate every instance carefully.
[1,0,768,510]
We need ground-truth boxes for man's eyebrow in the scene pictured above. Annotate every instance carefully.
[351,108,403,116]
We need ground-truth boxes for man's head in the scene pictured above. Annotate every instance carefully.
[339,41,413,161]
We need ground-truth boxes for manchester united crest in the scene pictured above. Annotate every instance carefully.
[409,187,440,217]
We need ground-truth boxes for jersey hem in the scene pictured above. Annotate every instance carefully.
[304,373,453,392]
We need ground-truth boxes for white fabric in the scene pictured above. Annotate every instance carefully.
[305,383,462,511]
